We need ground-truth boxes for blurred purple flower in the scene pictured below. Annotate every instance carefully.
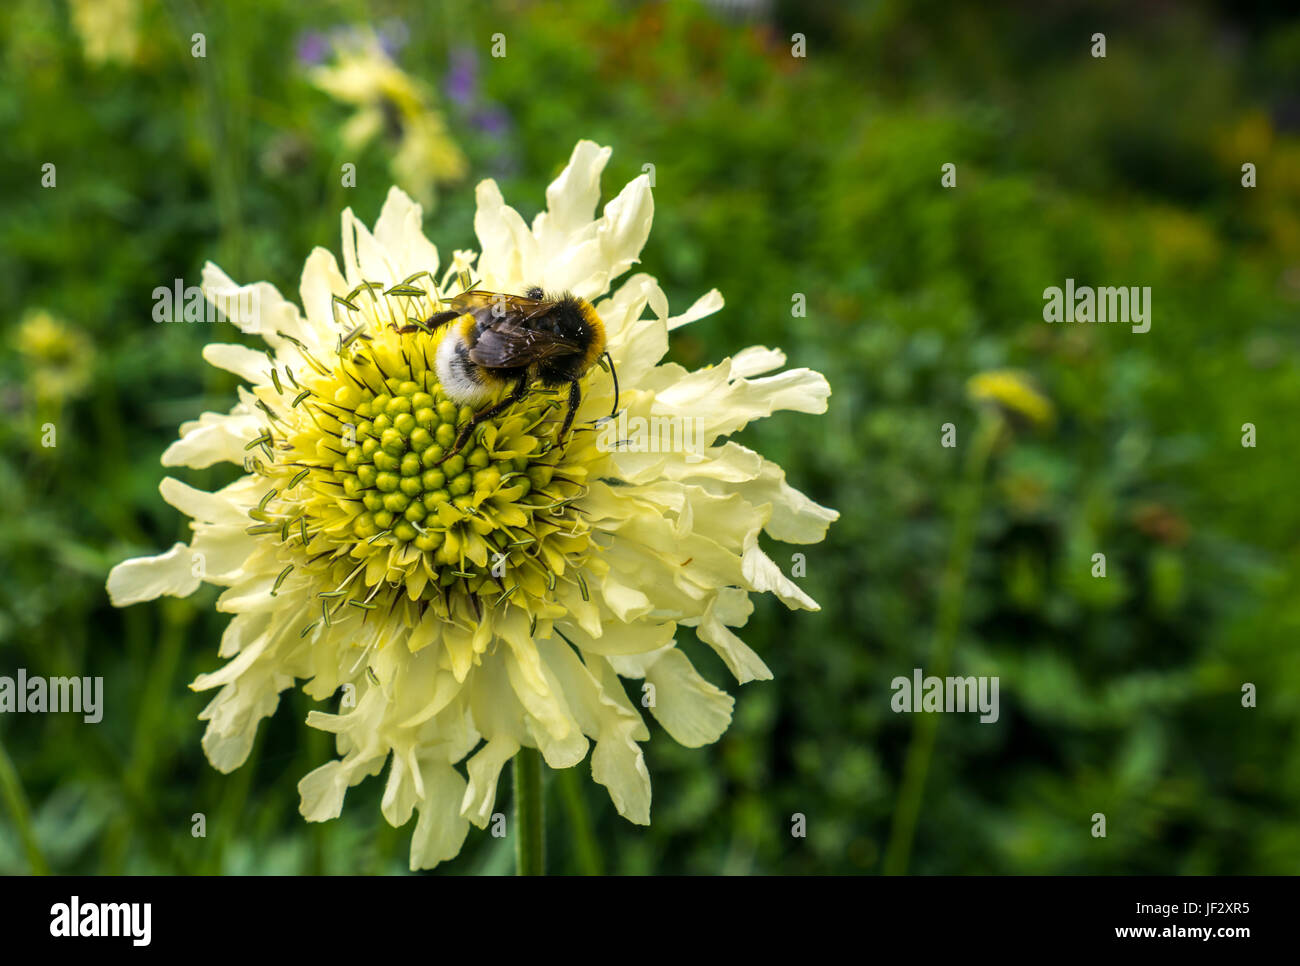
[472,105,512,138]
[296,31,328,66]
[445,49,479,107]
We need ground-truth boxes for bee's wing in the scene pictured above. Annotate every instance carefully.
[469,320,582,369]
[449,290,551,320]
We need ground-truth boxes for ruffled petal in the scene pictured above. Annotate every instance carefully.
[106,542,201,605]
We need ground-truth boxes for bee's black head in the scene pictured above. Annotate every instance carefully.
[530,291,604,385]
[548,294,593,341]
[521,290,588,340]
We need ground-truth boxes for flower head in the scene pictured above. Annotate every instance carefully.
[68,0,144,66]
[967,369,1055,431]
[16,308,93,406]
[108,141,836,869]
[309,29,465,208]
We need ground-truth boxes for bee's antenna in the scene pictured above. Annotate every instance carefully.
[603,351,619,417]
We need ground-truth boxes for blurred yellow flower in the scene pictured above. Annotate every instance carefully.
[310,30,466,208]
[68,0,144,66]
[1216,111,1274,168]
[967,369,1054,431]
[16,309,93,405]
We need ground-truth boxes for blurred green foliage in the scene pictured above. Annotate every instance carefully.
[1,0,1298,874]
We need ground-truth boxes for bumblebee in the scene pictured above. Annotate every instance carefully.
[395,287,618,461]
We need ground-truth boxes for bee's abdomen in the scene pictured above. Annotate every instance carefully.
[435,318,496,406]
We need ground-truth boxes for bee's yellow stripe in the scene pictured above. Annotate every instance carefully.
[576,299,606,372]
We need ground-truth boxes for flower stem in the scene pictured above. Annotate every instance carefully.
[0,731,49,874]
[514,747,545,875]
[557,765,603,875]
[883,414,1001,875]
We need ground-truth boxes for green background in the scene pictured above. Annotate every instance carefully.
[2,0,1298,874]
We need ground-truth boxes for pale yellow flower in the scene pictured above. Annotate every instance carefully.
[107,141,836,869]
[967,369,1054,431]
[16,309,93,405]
[310,31,466,208]
[68,0,143,66]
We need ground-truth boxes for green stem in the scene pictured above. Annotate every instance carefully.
[0,732,50,874]
[102,600,189,872]
[883,414,1002,876]
[513,747,545,876]
[557,765,602,875]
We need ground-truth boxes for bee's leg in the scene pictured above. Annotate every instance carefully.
[425,309,460,331]
[558,380,581,443]
[436,378,530,464]
[391,309,460,335]
[390,315,462,338]
[598,351,619,420]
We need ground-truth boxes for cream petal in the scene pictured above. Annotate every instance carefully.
[592,174,654,293]
[503,646,589,768]
[189,527,256,583]
[202,343,270,384]
[161,409,259,470]
[597,273,668,345]
[612,314,669,387]
[340,207,397,285]
[742,543,820,610]
[106,542,201,605]
[298,760,350,822]
[158,477,246,526]
[190,627,273,691]
[736,455,840,544]
[535,140,612,246]
[408,759,469,870]
[656,364,832,444]
[598,572,654,622]
[381,748,419,827]
[299,247,351,343]
[200,720,257,773]
[460,734,520,828]
[730,345,786,377]
[393,656,462,729]
[473,179,539,291]
[468,652,529,743]
[666,288,724,331]
[662,440,762,483]
[690,589,772,684]
[586,656,652,823]
[545,237,611,300]
[657,441,837,543]
[201,661,293,773]
[636,648,734,748]
[215,611,270,659]
[200,262,309,348]
[557,617,676,657]
[372,185,440,281]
